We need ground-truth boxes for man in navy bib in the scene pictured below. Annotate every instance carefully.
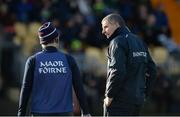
[18,22,90,116]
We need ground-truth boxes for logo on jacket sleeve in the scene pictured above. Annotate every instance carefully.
[38,61,67,74]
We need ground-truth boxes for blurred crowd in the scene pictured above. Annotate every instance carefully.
[0,0,180,115]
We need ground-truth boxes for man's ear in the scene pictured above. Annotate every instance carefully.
[115,22,120,28]
[55,37,59,43]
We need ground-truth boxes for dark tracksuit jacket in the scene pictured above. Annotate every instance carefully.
[105,26,157,106]
[18,46,89,116]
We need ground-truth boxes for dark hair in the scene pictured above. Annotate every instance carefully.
[102,13,126,27]
[42,37,59,45]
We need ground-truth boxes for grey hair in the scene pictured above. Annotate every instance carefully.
[102,13,126,26]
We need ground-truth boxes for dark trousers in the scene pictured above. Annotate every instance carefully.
[104,101,142,116]
[31,112,73,116]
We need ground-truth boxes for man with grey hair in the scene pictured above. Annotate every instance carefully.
[101,13,157,116]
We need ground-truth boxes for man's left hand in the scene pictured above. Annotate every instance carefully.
[104,97,113,107]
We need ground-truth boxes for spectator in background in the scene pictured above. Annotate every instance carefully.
[153,3,180,60]
[158,26,180,60]
[142,14,159,46]
[16,0,32,23]
[101,13,157,116]
[135,4,149,36]
[0,33,19,98]
[153,3,169,31]
[17,22,90,116]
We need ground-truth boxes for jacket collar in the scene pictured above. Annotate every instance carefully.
[43,46,58,52]
[109,26,131,41]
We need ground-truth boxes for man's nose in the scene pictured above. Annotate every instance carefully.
[102,29,105,34]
